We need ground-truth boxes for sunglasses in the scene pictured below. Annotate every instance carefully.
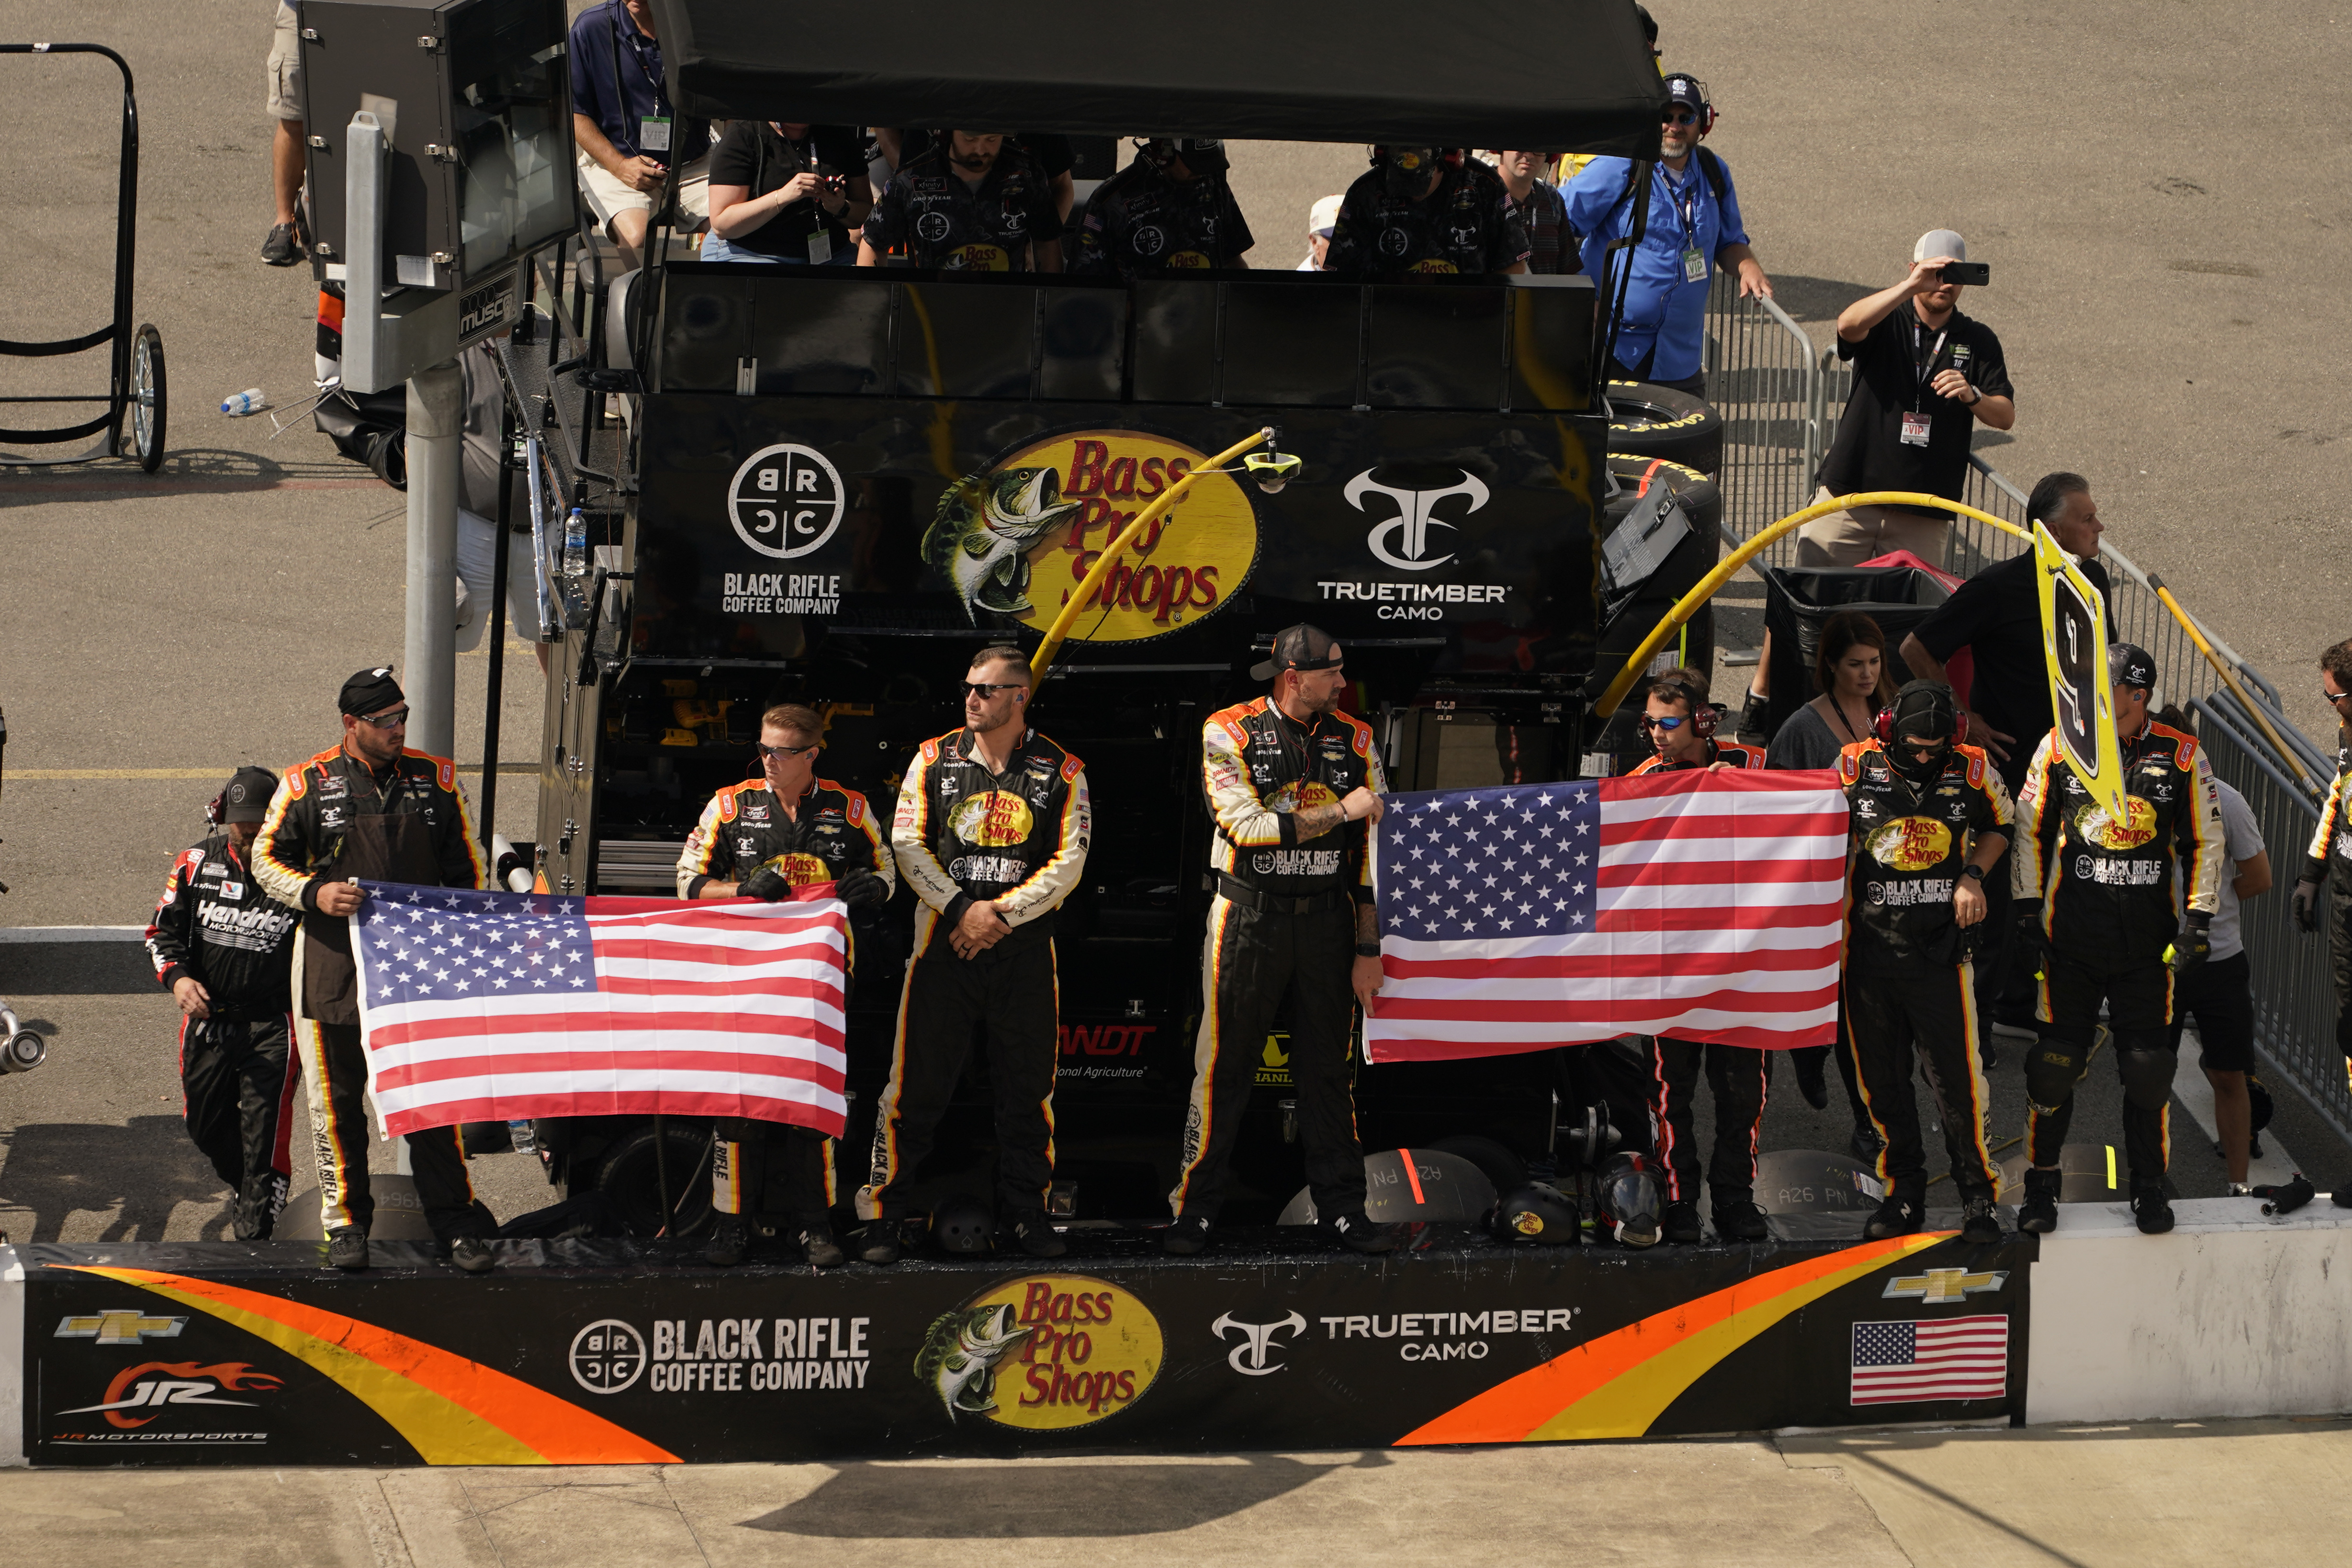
[1663,109,1699,126]
[355,707,409,729]
[757,741,819,760]
[963,680,1026,700]
[1638,714,1689,732]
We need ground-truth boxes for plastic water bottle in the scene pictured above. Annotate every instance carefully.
[563,506,588,580]
[509,1119,539,1156]
[218,388,267,417]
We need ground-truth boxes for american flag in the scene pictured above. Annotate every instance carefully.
[1851,1316,2011,1405]
[1364,770,1846,1061]
[350,881,849,1139]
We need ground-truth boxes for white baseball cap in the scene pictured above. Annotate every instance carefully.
[1308,194,1343,238]
[1913,228,1967,262]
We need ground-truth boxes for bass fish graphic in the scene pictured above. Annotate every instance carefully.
[924,467,1084,621]
[914,1302,1032,1420]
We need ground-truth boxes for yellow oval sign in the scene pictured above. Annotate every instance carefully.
[758,851,835,888]
[2075,796,2158,851]
[919,1274,1162,1431]
[948,790,1035,846]
[925,432,1258,643]
[1864,816,1954,872]
[1269,779,1341,814]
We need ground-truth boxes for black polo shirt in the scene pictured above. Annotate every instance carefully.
[1326,159,1530,279]
[861,144,1062,271]
[706,122,863,259]
[1817,301,2012,519]
[1913,549,2115,795]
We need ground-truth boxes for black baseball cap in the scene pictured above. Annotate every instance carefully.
[1250,624,1343,683]
[218,767,279,824]
[1172,138,1228,173]
[338,666,403,717]
[1664,73,1709,114]
[2109,642,2158,690]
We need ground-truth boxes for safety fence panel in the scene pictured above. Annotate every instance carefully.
[2196,702,2352,1144]
[1700,275,1822,566]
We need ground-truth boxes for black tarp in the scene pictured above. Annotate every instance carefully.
[648,0,1666,156]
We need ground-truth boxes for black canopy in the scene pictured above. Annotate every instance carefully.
[646,0,1666,157]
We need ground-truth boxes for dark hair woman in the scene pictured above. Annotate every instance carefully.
[1765,610,1902,770]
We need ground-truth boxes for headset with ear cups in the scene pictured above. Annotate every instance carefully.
[1873,684,1967,747]
[1663,73,1717,137]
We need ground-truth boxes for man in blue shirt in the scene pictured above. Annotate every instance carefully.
[1565,74,1771,396]
[569,0,710,269]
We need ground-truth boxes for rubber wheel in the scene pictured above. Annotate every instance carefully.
[130,323,166,473]
[591,1121,717,1240]
[1604,379,1721,476]
[1427,1134,1530,1196]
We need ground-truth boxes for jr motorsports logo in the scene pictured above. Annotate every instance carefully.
[922,432,1258,640]
[729,443,847,560]
[1346,468,1489,570]
[52,1361,281,1441]
[1212,1311,1305,1376]
[917,1275,1163,1430]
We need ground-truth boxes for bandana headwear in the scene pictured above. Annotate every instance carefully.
[2107,642,2157,692]
[1250,624,1342,684]
[1891,679,1958,744]
[338,666,404,718]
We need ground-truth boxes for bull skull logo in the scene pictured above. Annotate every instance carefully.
[1345,469,1489,571]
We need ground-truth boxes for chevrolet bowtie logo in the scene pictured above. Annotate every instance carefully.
[1882,1267,2009,1304]
[54,1309,189,1345]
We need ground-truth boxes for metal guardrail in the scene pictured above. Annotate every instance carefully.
[1702,284,2351,1148]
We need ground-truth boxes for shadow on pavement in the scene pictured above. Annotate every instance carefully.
[0,1114,228,1241]
[1755,273,1876,323]
[0,943,154,995]
[748,1453,1381,1537]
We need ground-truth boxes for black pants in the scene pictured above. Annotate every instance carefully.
[1845,950,1996,1199]
[863,933,1058,1219]
[2329,881,2352,1094]
[1975,843,2040,1040]
[1169,896,1367,1222]
[713,1118,833,1222]
[1649,1037,1768,1206]
[180,1013,299,1240]
[295,1018,486,1241]
[2029,952,2175,1185]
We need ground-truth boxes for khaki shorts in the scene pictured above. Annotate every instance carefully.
[1795,486,1952,568]
[576,151,710,234]
[266,1,303,122]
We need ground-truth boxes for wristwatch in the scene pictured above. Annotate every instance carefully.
[1963,385,1983,406]
[1961,864,1986,883]
[1355,943,1382,958]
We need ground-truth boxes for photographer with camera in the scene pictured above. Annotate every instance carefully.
[703,122,872,266]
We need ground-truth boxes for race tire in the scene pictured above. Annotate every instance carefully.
[592,1120,719,1239]
[1427,1134,1530,1196]
[1605,380,1722,476]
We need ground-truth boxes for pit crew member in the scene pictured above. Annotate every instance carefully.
[1165,624,1401,1257]
[1325,147,1529,279]
[856,132,1063,272]
[861,647,1089,1261]
[144,768,301,1240]
[2293,638,2352,1205]
[677,702,893,1269]
[2011,643,2223,1235]
[1836,681,2010,1243]
[1069,138,1254,278]
[252,668,496,1273]
[1626,668,1773,1242]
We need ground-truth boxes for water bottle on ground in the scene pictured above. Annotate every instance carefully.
[563,506,588,580]
[219,388,267,417]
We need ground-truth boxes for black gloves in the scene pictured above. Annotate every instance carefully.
[2012,901,2050,974]
[2169,911,2212,973]
[2294,872,2324,934]
[738,865,793,902]
[837,869,890,912]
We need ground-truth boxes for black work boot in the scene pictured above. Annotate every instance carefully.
[1163,1212,1213,1255]
[1959,1192,2003,1244]
[1321,1210,1402,1254]
[705,1214,751,1268]
[1712,1196,1770,1241]
[797,1220,845,1268]
[1793,1049,1830,1111]
[1864,1192,1925,1240]
[1660,1200,1703,1244]
[857,1219,903,1265]
[1009,1210,1067,1258]
[2131,1186,2175,1235]
[326,1226,370,1272]
[2016,1167,2061,1234]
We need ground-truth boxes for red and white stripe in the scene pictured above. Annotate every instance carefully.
[1850,1316,2011,1405]
[1366,770,1846,1062]
[355,894,850,1138]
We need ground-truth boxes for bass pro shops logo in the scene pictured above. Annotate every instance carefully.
[729,443,847,561]
[918,1275,1164,1430]
[1346,469,1489,571]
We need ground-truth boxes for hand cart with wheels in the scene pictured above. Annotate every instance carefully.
[0,42,166,473]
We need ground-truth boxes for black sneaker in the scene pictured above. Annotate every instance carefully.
[449,1236,496,1274]
[261,220,304,266]
[1321,1210,1402,1254]
[1163,1212,1213,1255]
[1712,1197,1770,1241]
[1850,1122,1884,1163]
[1793,1050,1830,1111]
[1959,1193,2002,1244]
[1660,1200,1703,1244]
[326,1226,370,1272]
[2333,1179,2352,1210]
[798,1222,845,1268]
[1864,1194,1924,1240]
[857,1220,902,1265]
[2132,1188,2175,1235]
[2016,1168,2061,1234]
[705,1215,751,1268]
[1010,1210,1067,1258]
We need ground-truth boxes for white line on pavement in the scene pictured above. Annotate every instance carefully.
[2171,1032,2302,1187]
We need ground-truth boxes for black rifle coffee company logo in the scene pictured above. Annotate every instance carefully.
[729,443,847,561]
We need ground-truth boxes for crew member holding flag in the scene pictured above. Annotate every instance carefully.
[677,702,893,1268]
[2010,643,2223,1235]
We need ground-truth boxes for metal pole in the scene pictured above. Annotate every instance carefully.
[480,384,516,843]
[404,360,464,758]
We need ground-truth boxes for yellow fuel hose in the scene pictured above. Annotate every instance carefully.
[1028,427,1272,682]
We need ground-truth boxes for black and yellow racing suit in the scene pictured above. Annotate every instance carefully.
[2297,732,2352,1094]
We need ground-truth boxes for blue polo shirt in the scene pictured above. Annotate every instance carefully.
[567,0,707,165]
[1565,153,1749,382]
